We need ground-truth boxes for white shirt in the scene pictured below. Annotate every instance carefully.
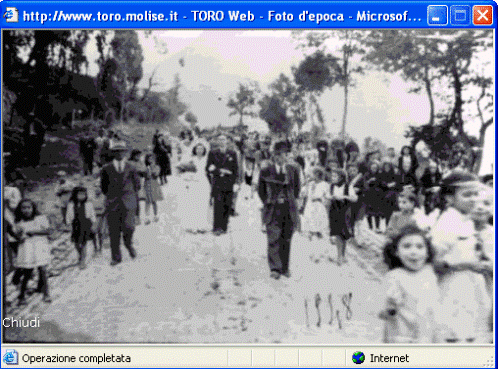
[113,159,126,173]
[430,207,478,265]
[329,183,358,202]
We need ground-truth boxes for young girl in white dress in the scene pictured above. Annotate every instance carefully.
[471,184,494,342]
[183,141,211,234]
[430,171,491,343]
[301,167,329,240]
[15,199,52,305]
[379,224,441,343]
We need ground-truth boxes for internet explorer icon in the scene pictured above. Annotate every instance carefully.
[3,349,19,365]
[3,7,19,22]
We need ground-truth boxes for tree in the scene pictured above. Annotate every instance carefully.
[110,30,144,122]
[269,73,307,132]
[364,30,442,126]
[292,50,340,133]
[293,31,365,136]
[3,30,96,167]
[184,111,198,129]
[364,30,492,173]
[466,74,492,173]
[227,82,260,126]
[164,73,187,120]
[259,95,292,136]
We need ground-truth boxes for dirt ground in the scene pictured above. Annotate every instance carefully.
[4,174,386,344]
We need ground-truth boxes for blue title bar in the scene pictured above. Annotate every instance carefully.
[1,1,496,28]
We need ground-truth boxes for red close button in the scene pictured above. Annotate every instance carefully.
[473,5,493,25]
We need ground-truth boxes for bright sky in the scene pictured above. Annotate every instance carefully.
[85,30,494,174]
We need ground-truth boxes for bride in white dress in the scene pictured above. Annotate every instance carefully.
[182,140,212,233]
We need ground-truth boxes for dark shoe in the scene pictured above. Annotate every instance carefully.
[270,271,281,280]
[129,248,137,259]
[213,229,222,236]
[43,295,52,303]
[282,271,291,278]
[110,260,121,266]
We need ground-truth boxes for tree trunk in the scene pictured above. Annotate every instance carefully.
[473,118,492,174]
[306,93,316,130]
[341,82,348,137]
[423,66,435,126]
[341,52,349,137]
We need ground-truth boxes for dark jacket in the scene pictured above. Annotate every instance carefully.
[101,161,141,212]
[258,162,301,229]
[205,149,239,192]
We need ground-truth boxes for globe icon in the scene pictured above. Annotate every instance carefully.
[352,351,365,364]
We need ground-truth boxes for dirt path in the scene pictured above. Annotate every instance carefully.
[4,176,385,343]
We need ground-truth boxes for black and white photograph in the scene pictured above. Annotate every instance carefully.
[2,29,494,344]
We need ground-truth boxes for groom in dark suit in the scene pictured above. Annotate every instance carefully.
[206,133,239,236]
[100,141,141,266]
[258,140,300,279]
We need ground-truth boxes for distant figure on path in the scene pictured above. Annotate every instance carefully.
[153,131,172,185]
[206,133,239,236]
[79,134,97,176]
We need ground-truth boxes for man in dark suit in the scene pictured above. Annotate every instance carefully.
[100,141,141,266]
[79,134,97,176]
[258,141,301,280]
[206,133,239,236]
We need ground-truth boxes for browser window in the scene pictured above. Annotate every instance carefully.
[1,0,495,368]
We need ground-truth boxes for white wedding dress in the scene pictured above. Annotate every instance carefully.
[182,154,212,232]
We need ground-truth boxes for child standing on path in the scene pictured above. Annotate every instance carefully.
[380,225,441,343]
[326,169,358,266]
[471,184,494,342]
[301,167,329,241]
[385,191,421,239]
[143,154,163,225]
[14,199,52,305]
[430,171,491,343]
[66,186,97,269]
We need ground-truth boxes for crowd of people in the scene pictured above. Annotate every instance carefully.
[3,126,494,345]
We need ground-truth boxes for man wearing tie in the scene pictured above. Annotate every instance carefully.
[100,141,141,266]
[258,141,301,280]
[206,133,239,236]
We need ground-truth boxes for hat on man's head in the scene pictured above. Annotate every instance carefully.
[109,140,128,152]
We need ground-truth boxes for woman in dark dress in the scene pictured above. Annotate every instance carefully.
[398,146,418,177]
[154,133,172,185]
[316,140,328,168]
[419,160,442,214]
[326,169,358,266]
[346,163,364,236]
[398,155,419,194]
[364,161,384,232]
[379,161,399,225]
